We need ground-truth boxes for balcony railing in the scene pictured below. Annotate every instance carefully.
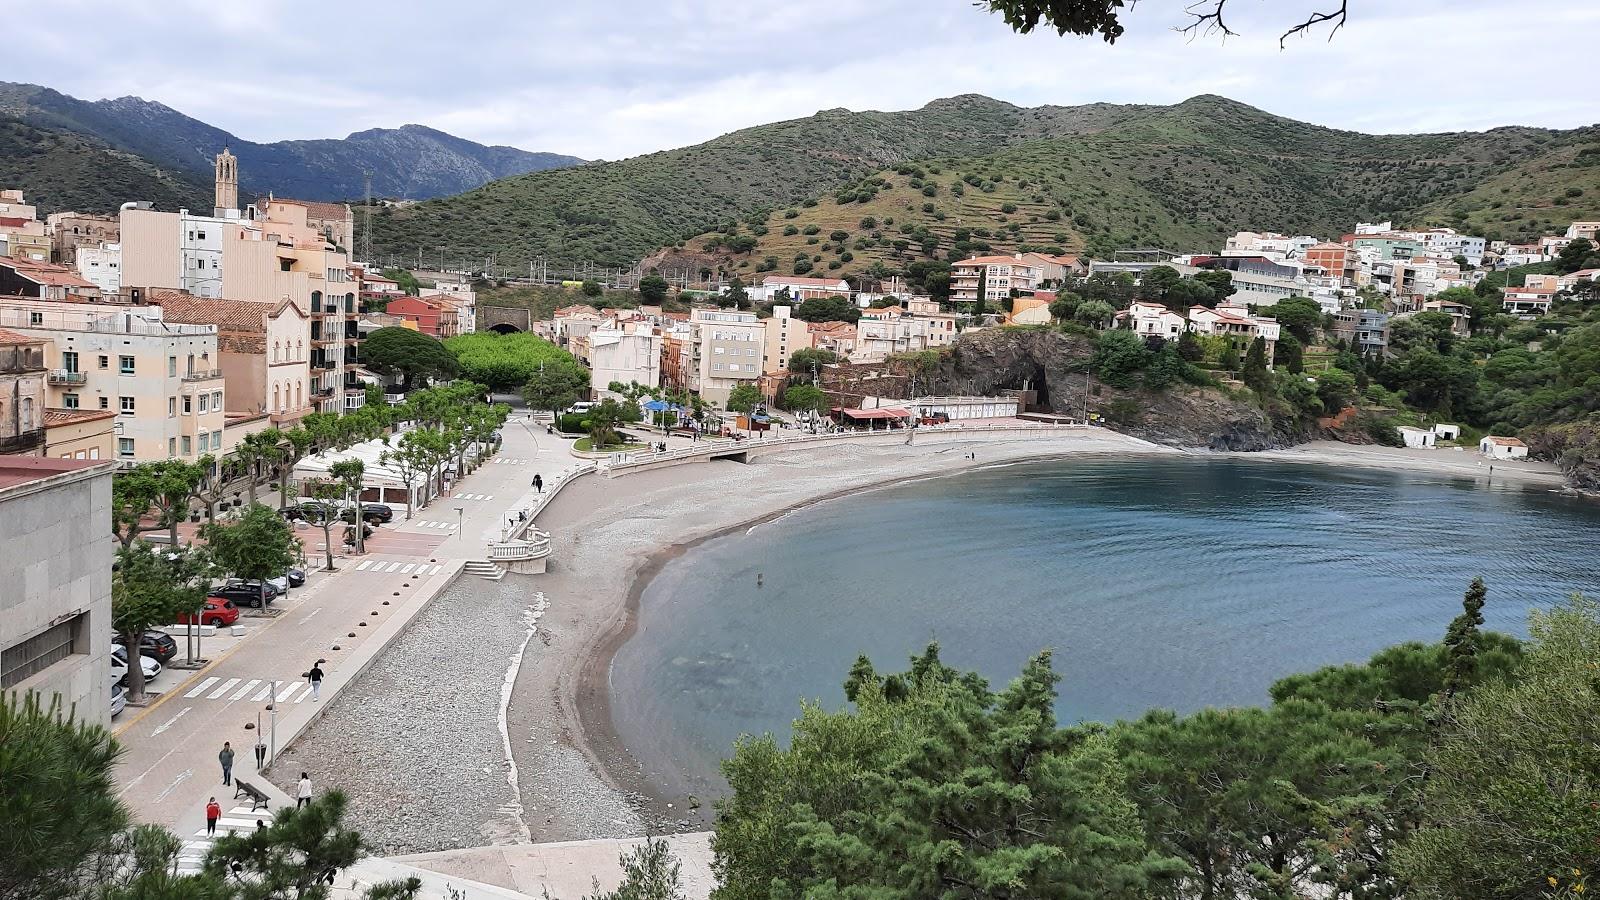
[48,369,87,385]
[314,358,336,370]
[0,428,45,454]
[182,368,223,381]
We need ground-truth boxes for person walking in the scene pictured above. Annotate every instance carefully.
[533,474,543,493]
[308,662,325,702]
[205,798,221,836]
[218,742,235,786]
[296,772,313,808]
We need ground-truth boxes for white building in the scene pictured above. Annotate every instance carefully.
[589,322,661,398]
[1115,301,1188,339]
[1479,436,1529,460]
[75,243,122,295]
[748,275,853,304]
[1397,426,1437,449]
[852,307,947,363]
[689,308,765,406]
[426,281,477,333]
[0,457,116,728]
[950,255,1042,306]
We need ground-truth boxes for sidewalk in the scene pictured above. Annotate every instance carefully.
[114,420,556,844]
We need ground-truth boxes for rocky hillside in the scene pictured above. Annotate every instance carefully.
[0,82,581,204]
[876,328,1294,450]
[372,93,1600,270]
[0,115,209,214]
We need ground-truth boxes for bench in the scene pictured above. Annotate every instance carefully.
[234,779,270,812]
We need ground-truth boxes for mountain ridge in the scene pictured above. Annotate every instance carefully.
[0,81,582,205]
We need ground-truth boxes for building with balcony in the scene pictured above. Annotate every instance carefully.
[749,275,853,304]
[385,294,460,337]
[762,305,814,375]
[75,243,122,295]
[689,308,765,406]
[950,255,1042,306]
[0,300,224,462]
[0,328,47,456]
[0,455,116,726]
[589,322,661,398]
[46,212,119,267]
[150,290,312,424]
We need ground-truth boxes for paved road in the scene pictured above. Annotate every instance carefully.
[113,418,568,839]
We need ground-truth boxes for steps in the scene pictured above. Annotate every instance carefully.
[463,560,506,581]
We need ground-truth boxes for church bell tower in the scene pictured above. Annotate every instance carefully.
[214,148,238,216]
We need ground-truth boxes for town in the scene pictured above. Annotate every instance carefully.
[5,4,1600,896]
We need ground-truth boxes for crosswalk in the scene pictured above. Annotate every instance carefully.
[490,457,529,465]
[352,559,449,576]
[453,492,495,501]
[409,520,458,530]
[180,805,267,874]
[182,676,317,704]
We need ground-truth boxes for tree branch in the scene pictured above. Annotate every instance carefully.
[1177,0,1236,40]
[1280,1,1348,47]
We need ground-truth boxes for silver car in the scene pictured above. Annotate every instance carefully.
[110,683,127,718]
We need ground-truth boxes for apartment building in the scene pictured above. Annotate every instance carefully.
[689,308,764,406]
[386,294,460,337]
[46,213,119,266]
[0,300,224,462]
[0,189,49,262]
[589,322,661,397]
[1019,252,1085,285]
[75,243,122,295]
[426,281,477,333]
[762,305,813,374]
[1189,305,1280,364]
[1329,308,1390,355]
[151,290,313,424]
[950,255,1042,305]
[0,257,101,301]
[1303,243,1352,284]
[0,456,116,727]
[852,308,947,363]
[1503,284,1555,318]
[807,321,857,358]
[0,328,47,456]
[254,196,354,253]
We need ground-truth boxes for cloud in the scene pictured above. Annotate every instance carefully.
[5,0,1596,159]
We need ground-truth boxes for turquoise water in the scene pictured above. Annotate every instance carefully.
[609,457,1600,799]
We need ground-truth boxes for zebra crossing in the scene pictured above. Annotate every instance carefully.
[453,492,495,501]
[181,676,317,704]
[352,559,449,576]
[179,805,267,874]
[490,457,529,465]
[409,519,458,530]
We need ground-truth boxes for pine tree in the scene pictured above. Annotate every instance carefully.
[1242,337,1270,390]
[1440,576,1487,704]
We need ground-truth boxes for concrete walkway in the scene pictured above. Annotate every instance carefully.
[113,418,556,848]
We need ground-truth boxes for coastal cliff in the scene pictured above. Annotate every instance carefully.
[892,327,1301,451]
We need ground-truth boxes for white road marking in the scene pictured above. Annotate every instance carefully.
[355,560,373,571]
[228,679,260,701]
[207,678,240,700]
[274,681,302,703]
[251,683,273,701]
[183,676,220,699]
[154,769,191,802]
[298,608,321,624]
[151,706,192,736]
[294,685,314,704]
[400,563,415,574]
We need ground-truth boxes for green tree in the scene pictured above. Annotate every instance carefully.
[1556,237,1596,273]
[725,384,762,414]
[581,279,603,297]
[1075,299,1115,328]
[1175,329,1204,362]
[787,347,838,374]
[1194,269,1236,304]
[1092,329,1151,388]
[361,327,459,391]
[328,459,367,556]
[112,460,205,549]
[521,358,591,417]
[1242,336,1270,391]
[446,332,578,392]
[584,839,685,900]
[725,275,749,309]
[972,264,989,320]
[380,268,421,296]
[1274,333,1305,374]
[206,790,419,900]
[1313,367,1357,412]
[377,433,432,520]
[790,296,860,323]
[782,384,828,415]
[1142,346,1185,390]
[639,274,670,304]
[1141,265,1181,301]
[1048,291,1081,322]
[202,505,300,607]
[271,428,316,504]
[303,480,347,573]
[580,398,642,450]
[713,647,1182,899]
[1398,594,1600,898]
[1217,342,1241,372]
[1267,296,1325,345]
[112,543,212,703]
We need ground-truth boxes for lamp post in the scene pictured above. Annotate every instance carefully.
[456,506,464,541]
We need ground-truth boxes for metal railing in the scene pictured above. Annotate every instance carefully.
[507,461,596,539]
[48,369,86,384]
[0,428,45,454]
[182,368,223,381]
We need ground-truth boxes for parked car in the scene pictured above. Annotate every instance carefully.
[285,567,307,587]
[110,645,162,685]
[177,596,240,627]
[110,684,127,718]
[351,503,393,525]
[112,630,178,663]
[212,580,280,609]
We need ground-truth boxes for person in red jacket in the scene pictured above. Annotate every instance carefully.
[205,798,221,836]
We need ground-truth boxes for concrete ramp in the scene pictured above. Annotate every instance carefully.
[385,832,715,900]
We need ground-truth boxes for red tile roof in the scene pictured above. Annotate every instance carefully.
[0,327,45,345]
[43,407,116,427]
[0,258,95,289]
[954,255,1033,267]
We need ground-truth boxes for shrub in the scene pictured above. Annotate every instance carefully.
[830,230,849,242]
[922,184,939,197]
[783,225,799,236]
[803,224,821,235]
[859,216,877,230]
[839,251,854,262]
[1001,202,1018,213]
[793,258,813,274]
[784,209,799,219]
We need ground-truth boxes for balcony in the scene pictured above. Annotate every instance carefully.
[313,385,334,399]
[48,369,87,385]
[182,368,223,382]
[314,358,336,371]
[0,428,44,454]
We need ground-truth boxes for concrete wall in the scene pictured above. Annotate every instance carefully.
[119,209,183,290]
[0,461,116,727]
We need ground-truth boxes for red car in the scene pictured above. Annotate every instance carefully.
[177,596,240,627]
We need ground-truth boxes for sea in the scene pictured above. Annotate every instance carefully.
[608,456,1600,800]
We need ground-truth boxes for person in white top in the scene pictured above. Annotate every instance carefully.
[297,772,313,808]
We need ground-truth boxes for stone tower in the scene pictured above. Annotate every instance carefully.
[214,148,238,216]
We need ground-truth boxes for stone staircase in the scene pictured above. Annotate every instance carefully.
[463,560,506,581]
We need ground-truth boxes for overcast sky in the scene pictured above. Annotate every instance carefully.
[11,1,1597,161]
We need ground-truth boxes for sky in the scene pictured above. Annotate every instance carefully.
[9,1,1597,161]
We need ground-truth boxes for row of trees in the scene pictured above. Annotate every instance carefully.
[376,382,508,519]
[712,579,1596,899]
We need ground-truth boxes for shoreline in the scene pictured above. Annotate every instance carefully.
[509,432,1571,841]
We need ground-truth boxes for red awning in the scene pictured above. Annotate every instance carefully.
[838,407,911,420]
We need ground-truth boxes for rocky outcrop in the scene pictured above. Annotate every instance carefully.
[895,328,1298,451]
[1524,416,1600,496]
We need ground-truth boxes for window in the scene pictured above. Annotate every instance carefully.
[1,613,87,688]
[63,394,79,409]
[98,397,109,410]
[29,311,42,325]
[197,433,208,452]
[119,396,134,413]
[97,355,108,369]
[119,355,134,374]
[713,347,724,355]
[169,437,177,457]
[117,438,134,458]
[62,351,78,373]
[168,356,177,377]
[212,390,222,408]
[168,397,176,417]
[181,436,191,455]
[183,395,191,414]
[211,429,221,449]
[713,363,724,372]
[196,230,206,241]
[197,394,208,413]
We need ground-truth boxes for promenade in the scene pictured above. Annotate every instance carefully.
[111,414,562,877]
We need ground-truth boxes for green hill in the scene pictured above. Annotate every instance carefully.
[370,95,1600,272]
[0,115,209,214]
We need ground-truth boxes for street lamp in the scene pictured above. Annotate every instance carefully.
[455,506,464,540]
